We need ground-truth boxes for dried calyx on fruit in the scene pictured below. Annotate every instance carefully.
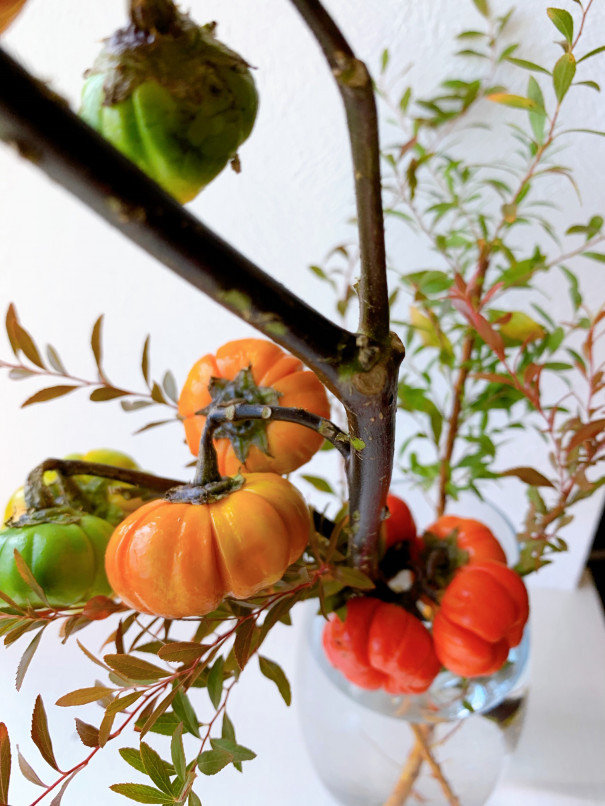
[80,0,258,203]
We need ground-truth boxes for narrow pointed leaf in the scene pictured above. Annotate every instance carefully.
[91,315,105,381]
[31,696,59,771]
[49,772,77,806]
[141,335,151,386]
[259,656,292,706]
[119,748,146,775]
[487,92,543,111]
[90,387,130,402]
[16,628,44,691]
[172,690,200,738]
[56,686,115,707]
[207,656,225,710]
[546,7,573,43]
[0,723,10,805]
[110,782,174,804]
[553,52,576,101]
[22,385,80,407]
[233,619,256,670]
[188,793,202,806]
[157,641,207,665]
[140,742,173,794]
[17,748,47,787]
[46,345,67,374]
[500,467,554,487]
[170,724,186,783]
[577,45,605,64]
[104,654,169,681]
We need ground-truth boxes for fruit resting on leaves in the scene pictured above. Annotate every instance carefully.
[0,510,114,607]
[80,3,258,203]
[104,472,311,619]
[178,338,330,475]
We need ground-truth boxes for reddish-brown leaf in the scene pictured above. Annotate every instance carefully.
[82,596,126,621]
[31,696,59,771]
[567,418,605,453]
[0,723,10,805]
[21,385,80,408]
[75,719,100,748]
[501,467,554,487]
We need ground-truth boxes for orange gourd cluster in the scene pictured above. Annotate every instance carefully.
[104,339,328,619]
[322,494,529,694]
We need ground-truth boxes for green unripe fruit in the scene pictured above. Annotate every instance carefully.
[80,3,258,203]
[0,511,114,608]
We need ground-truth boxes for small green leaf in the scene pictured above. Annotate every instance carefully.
[197,748,233,776]
[507,57,550,74]
[472,0,489,16]
[172,690,200,738]
[162,371,178,403]
[210,738,256,763]
[110,782,174,804]
[582,251,605,263]
[301,475,334,494]
[119,748,147,776]
[527,76,546,143]
[546,7,573,43]
[207,656,225,710]
[258,656,292,706]
[577,44,605,64]
[140,742,173,795]
[553,52,576,101]
[333,566,375,590]
[188,792,202,806]
[170,724,186,783]
[103,654,169,682]
[487,92,544,111]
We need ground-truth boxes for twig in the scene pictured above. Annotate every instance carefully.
[382,723,430,806]
[411,723,461,806]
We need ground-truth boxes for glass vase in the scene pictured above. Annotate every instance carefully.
[296,497,530,806]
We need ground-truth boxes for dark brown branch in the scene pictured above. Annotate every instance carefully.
[0,47,356,395]
[203,402,352,460]
[288,0,389,343]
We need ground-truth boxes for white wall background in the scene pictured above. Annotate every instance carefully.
[1,0,604,591]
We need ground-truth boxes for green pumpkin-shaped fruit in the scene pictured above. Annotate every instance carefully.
[0,510,114,608]
[80,1,258,203]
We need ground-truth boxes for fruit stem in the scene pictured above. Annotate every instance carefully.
[129,0,180,34]
[23,459,184,511]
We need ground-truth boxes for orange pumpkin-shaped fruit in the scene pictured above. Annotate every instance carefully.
[104,473,311,618]
[178,339,330,475]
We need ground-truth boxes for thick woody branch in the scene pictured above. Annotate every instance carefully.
[0,48,356,395]
[288,0,389,343]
